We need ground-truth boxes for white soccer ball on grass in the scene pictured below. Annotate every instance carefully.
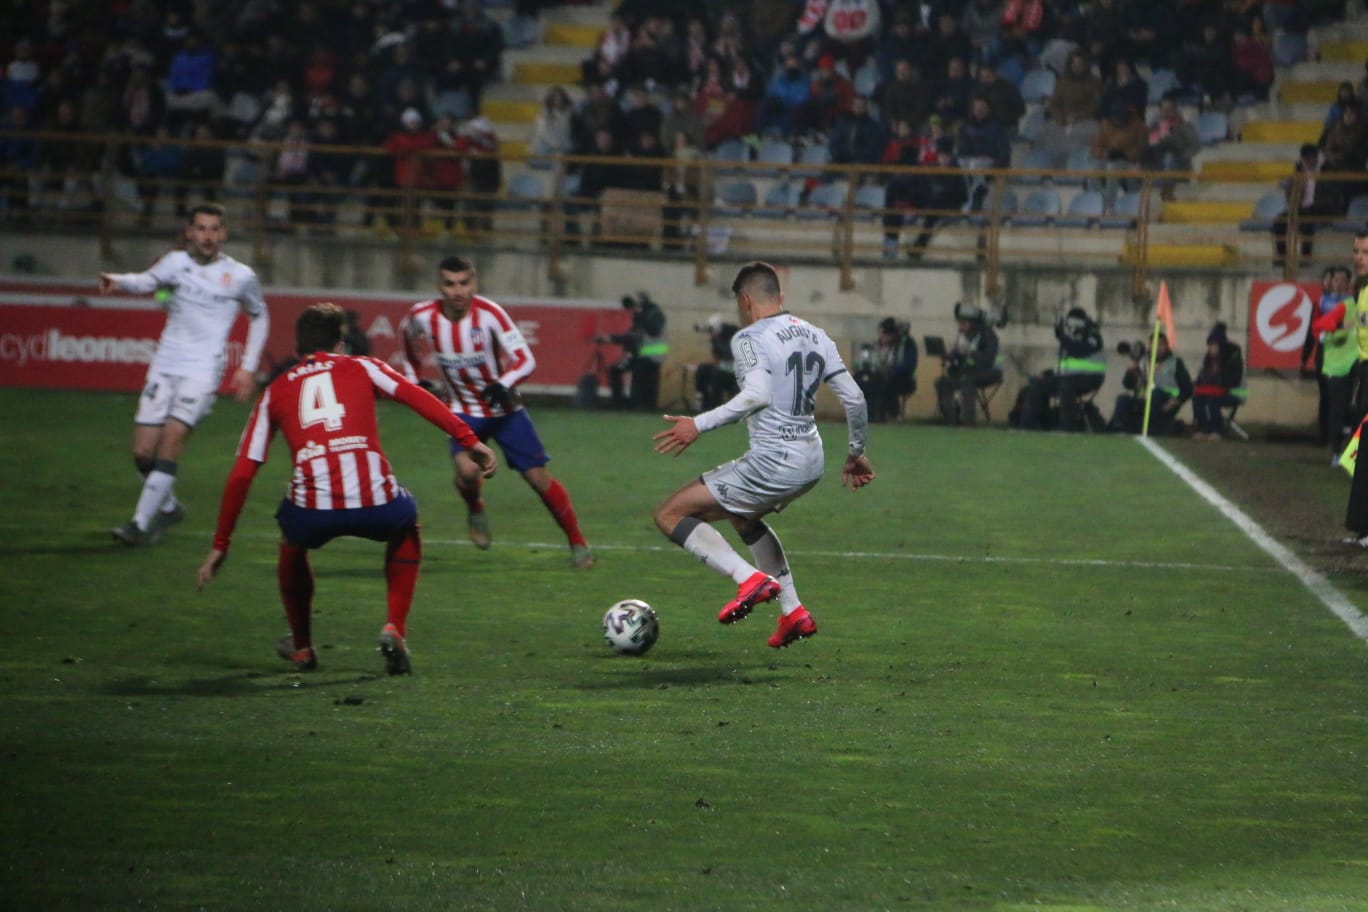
[602,599,659,655]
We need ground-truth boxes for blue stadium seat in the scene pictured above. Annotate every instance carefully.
[796,182,847,219]
[715,179,758,217]
[1012,188,1063,226]
[1239,192,1287,231]
[1098,190,1143,229]
[1197,111,1229,145]
[1020,68,1056,104]
[1056,189,1106,228]
[1333,194,1368,233]
[754,181,801,218]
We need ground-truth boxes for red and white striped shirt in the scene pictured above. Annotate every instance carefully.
[401,295,536,419]
[211,352,480,551]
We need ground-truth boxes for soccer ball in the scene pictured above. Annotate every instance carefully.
[602,599,660,656]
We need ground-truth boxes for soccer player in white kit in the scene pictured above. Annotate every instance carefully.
[99,203,270,545]
[652,261,876,648]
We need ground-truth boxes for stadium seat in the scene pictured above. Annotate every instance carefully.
[793,142,831,177]
[1146,68,1180,106]
[715,179,758,217]
[1056,189,1106,228]
[1012,188,1063,226]
[754,181,801,218]
[853,183,886,221]
[796,182,847,219]
[1017,106,1046,144]
[754,138,795,177]
[1020,68,1056,104]
[501,171,547,210]
[1197,111,1230,145]
[714,139,751,174]
[1014,147,1062,184]
[1333,194,1368,233]
[1238,192,1288,231]
[1273,31,1309,66]
[1099,189,1143,229]
[1058,146,1103,186]
[966,188,1018,227]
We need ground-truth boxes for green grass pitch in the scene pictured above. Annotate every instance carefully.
[2,387,1367,911]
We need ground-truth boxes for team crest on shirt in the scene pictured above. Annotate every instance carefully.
[220,272,232,288]
[469,326,485,350]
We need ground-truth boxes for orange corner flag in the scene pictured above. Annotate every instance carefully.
[1155,281,1177,347]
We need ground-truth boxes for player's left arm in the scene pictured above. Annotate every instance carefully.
[232,273,270,401]
[826,368,875,489]
[361,356,498,476]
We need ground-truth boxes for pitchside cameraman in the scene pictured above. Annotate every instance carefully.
[1107,332,1192,434]
[694,313,739,410]
[596,292,669,410]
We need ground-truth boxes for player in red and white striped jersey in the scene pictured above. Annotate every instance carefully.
[401,255,594,569]
[196,303,497,675]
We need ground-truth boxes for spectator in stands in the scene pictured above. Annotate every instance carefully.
[1091,101,1147,165]
[570,126,631,239]
[134,123,184,227]
[376,43,426,121]
[961,0,1007,67]
[1,104,37,220]
[164,30,216,128]
[681,18,711,86]
[930,55,975,129]
[796,53,855,136]
[975,61,1024,133]
[886,136,969,259]
[1175,22,1235,105]
[759,50,812,138]
[175,121,226,217]
[627,124,668,192]
[1273,143,1343,269]
[878,58,932,135]
[1143,93,1200,198]
[530,86,575,159]
[693,55,731,132]
[1118,0,1170,68]
[305,117,349,230]
[449,0,505,113]
[924,11,974,87]
[40,98,97,216]
[828,94,886,168]
[661,85,705,155]
[430,113,467,231]
[998,0,1053,76]
[2,39,41,117]
[876,10,927,83]
[460,116,501,235]
[1100,59,1148,125]
[1231,24,1274,103]
[270,119,313,225]
[622,84,664,150]
[381,107,437,231]
[1046,51,1102,129]
[119,62,166,138]
[586,12,633,85]
[621,15,686,89]
[703,54,763,149]
[1320,103,1368,175]
[573,80,624,153]
[1323,82,1362,135]
[958,96,1011,167]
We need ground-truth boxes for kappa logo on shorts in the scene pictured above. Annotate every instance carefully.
[716,482,730,500]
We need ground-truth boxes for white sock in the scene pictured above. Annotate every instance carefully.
[132,467,176,530]
[674,519,755,584]
[745,524,801,614]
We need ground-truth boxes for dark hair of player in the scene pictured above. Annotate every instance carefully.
[296,302,346,355]
[438,254,474,274]
[186,202,226,223]
[731,261,781,298]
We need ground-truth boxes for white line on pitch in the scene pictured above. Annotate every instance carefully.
[292,532,1281,575]
[1138,436,1368,645]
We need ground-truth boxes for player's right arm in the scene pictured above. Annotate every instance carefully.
[198,391,273,588]
[100,252,179,296]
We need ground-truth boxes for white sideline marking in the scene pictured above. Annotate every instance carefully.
[286,533,1279,575]
[1138,436,1368,644]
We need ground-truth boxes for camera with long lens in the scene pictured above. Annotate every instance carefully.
[1116,339,1147,362]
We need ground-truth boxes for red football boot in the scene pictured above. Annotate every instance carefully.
[768,606,818,648]
[718,572,780,624]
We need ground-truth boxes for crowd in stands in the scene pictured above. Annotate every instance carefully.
[0,0,1355,235]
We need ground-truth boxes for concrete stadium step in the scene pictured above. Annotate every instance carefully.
[483,97,541,123]
[1197,159,1294,181]
[1121,242,1240,267]
[1238,120,1322,144]
[1198,140,1301,164]
[1317,39,1368,62]
[1278,80,1343,104]
[511,61,582,86]
[1177,181,1277,203]
[543,22,602,48]
[1236,100,1335,123]
[1157,200,1256,224]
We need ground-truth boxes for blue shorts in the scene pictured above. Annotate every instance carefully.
[450,409,550,473]
[275,490,418,549]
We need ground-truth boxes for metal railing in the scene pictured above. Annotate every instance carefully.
[0,129,1354,297]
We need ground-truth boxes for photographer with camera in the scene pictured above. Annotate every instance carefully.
[1016,307,1105,432]
[694,313,739,410]
[1107,332,1192,435]
[596,292,669,411]
[855,317,919,423]
[935,302,1002,426]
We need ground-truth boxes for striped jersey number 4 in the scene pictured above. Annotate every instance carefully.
[299,372,346,431]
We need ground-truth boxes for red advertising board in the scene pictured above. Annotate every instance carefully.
[1246,279,1320,370]
[0,278,628,394]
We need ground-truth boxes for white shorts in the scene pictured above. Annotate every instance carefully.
[134,371,218,428]
[701,447,823,519]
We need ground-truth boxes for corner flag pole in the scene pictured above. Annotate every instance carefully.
[1140,317,1162,437]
